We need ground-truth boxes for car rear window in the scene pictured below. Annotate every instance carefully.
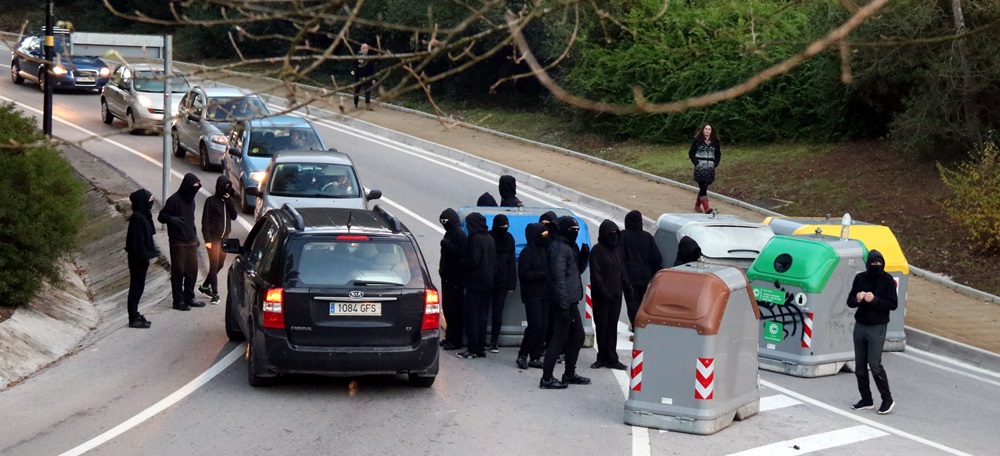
[248,127,323,157]
[289,239,423,288]
[132,71,190,93]
[268,163,360,198]
[205,96,268,121]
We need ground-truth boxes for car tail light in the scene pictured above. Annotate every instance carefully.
[421,288,440,331]
[336,235,369,241]
[262,287,284,329]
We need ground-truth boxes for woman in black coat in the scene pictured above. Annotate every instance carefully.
[688,124,722,213]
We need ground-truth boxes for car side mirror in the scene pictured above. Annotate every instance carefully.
[327,147,339,153]
[366,189,382,201]
[221,238,242,254]
[245,187,261,198]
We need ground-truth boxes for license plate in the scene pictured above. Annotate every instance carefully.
[76,76,96,83]
[330,302,381,316]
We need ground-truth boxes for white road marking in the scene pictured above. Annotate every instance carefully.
[727,425,888,456]
[758,394,803,412]
[58,345,245,456]
[893,351,1000,388]
[896,346,1000,381]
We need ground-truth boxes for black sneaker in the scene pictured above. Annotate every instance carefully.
[852,399,874,411]
[488,343,500,353]
[128,320,151,329]
[877,400,895,415]
[456,351,484,359]
[173,303,191,311]
[540,377,568,389]
[198,284,213,297]
[516,356,528,369]
[210,294,221,305]
[187,301,207,308]
[562,373,591,385]
[607,361,628,371]
[441,342,462,351]
[590,360,606,369]
[528,359,544,369]
[138,315,151,326]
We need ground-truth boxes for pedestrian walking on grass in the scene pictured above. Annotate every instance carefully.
[199,176,237,305]
[589,219,632,370]
[540,216,591,389]
[847,250,899,415]
[158,173,205,311]
[620,210,661,330]
[124,188,156,328]
[516,223,549,370]
[457,212,496,359]
[439,208,467,351]
[351,43,376,109]
[488,214,517,352]
[689,124,721,213]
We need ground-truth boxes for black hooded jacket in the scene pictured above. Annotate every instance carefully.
[439,208,467,283]
[202,176,238,242]
[548,216,584,310]
[158,173,201,246]
[490,214,517,290]
[499,175,522,207]
[589,219,632,303]
[477,192,498,207]
[847,250,898,325]
[674,236,702,266]
[463,212,496,290]
[539,211,558,248]
[125,189,157,259]
[518,223,548,301]
[620,210,662,287]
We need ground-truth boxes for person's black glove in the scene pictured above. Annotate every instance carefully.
[578,244,591,273]
[440,238,453,249]
[168,217,185,228]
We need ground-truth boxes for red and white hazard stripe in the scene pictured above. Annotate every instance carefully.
[630,349,643,391]
[695,357,714,400]
[802,312,814,348]
[585,284,593,319]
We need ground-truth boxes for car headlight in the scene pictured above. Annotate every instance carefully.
[210,134,228,145]
[99,67,111,77]
[249,171,266,184]
[50,66,68,75]
[137,94,153,108]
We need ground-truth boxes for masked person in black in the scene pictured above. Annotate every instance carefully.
[488,214,517,352]
[541,216,590,389]
[457,212,496,359]
[477,192,498,207]
[538,210,561,359]
[589,220,632,370]
[620,210,661,331]
[674,236,702,266]
[439,208,467,351]
[516,223,548,369]
[350,43,376,109]
[158,173,205,311]
[199,176,237,305]
[847,250,898,415]
[499,175,523,207]
[124,189,157,328]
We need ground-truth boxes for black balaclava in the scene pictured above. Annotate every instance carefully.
[867,250,886,278]
[499,175,517,200]
[215,175,234,198]
[555,216,579,244]
[491,214,510,235]
[179,173,202,202]
[130,188,154,225]
[439,208,460,230]
[598,219,620,249]
[466,212,488,236]
[525,223,545,249]
[674,235,702,266]
[624,210,643,231]
[477,192,498,207]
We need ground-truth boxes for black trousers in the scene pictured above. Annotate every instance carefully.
[489,287,510,345]
[441,277,465,347]
[543,305,584,379]
[518,296,548,360]
[463,288,491,355]
[592,293,622,364]
[169,243,199,306]
[625,285,646,327]
[697,181,710,197]
[354,79,373,106]
[127,255,149,322]
[202,237,226,295]
[854,322,893,403]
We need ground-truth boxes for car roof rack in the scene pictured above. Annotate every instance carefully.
[280,204,305,231]
[373,205,405,232]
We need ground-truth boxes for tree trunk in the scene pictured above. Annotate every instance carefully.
[951,0,981,147]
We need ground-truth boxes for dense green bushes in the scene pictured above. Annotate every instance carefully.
[0,103,85,308]
[938,140,1000,254]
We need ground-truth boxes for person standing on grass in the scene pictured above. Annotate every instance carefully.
[588,219,632,370]
[688,124,721,213]
[457,212,496,360]
[438,208,468,351]
[847,250,898,415]
[199,176,237,305]
[488,214,517,353]
[124,188,156,329]
[351,43,376,110]
[158,173,205,311]
[620,210,661,333]
[516,223,549,370]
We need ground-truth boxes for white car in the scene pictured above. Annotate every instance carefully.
[100,63,189,134]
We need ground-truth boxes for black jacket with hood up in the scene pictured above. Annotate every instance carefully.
[463,212,496,290]
[477,192,498,207]
[518,223,548,301]
[548,216,585,310]
[674,236,702,266]
[589,219,632,303]
[620,210,662,288]
[158,173,201,246]
[125,188,157,259]
[846,250,898,325]
[439,208,468,283]
[490,214,517,290]
[499,175,522,207]
[202,176,238,242]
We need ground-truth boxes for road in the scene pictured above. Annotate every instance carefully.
[0,47,998,456]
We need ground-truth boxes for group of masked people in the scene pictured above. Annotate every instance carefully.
[124,173,238,328]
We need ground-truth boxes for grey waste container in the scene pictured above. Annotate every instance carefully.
[457,206,593,347]
[653,213,775,270]
[764,216,908,352]
[624,262,761,435]
[747,234,868,377]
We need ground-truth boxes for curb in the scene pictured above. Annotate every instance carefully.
[905,327,1000,372]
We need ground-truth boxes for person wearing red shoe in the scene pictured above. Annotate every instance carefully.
[688,124,722,213]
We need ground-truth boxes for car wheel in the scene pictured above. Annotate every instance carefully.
[100,98,114,124]
[239,183,253,214]
[199,143,211,171]
[172,131,185,158]
[126,110,138,135]
[247,331,277,387]
[408,373,436,387]
[10,62,23,84]
[225,293,245,342]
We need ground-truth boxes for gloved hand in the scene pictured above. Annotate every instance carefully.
[440,238,453,249]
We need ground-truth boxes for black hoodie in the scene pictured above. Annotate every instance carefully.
[620,210,662,287]
[125,189,157,259]
[518,223,549,300]
[158,173,201,246]
[477,192,498,207]
[674,236,702,266]
[439,208,467,282]
[548,216,584,310]
[589,219,632,302]
[202,176,238,242]
[463,212,496,290]
[499,175,522,207]
[539,211,558,248]
[847,250,898,325]
[490,214,517,290]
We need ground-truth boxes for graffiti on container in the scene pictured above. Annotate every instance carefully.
[757,283,806,340]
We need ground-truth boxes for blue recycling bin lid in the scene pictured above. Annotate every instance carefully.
[456,206,591,256]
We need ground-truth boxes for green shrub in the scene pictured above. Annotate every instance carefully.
[937,141,1000,254]
[0,102,85,308]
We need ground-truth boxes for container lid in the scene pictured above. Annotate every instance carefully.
[635,266,760,335]
[763,217,908,274]
[457,206,590,255]
[677,223,775,260]
[747,235,843,292]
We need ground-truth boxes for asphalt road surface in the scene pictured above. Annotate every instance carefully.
[1,47,998,456]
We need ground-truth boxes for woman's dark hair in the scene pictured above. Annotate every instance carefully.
[693,124,720,143]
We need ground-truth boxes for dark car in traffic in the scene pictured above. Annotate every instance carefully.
[10,28,111,92]
[222,204,440,387]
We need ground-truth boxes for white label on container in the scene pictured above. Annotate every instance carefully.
[661,397,673,405]
[766,343,777,350]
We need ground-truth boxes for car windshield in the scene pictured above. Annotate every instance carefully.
[290,239,422,287]
[52,35,70,55]
[205,96,268,121]
[132,71,190,93]
[268,163,360,198]
[247,127,323,158]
